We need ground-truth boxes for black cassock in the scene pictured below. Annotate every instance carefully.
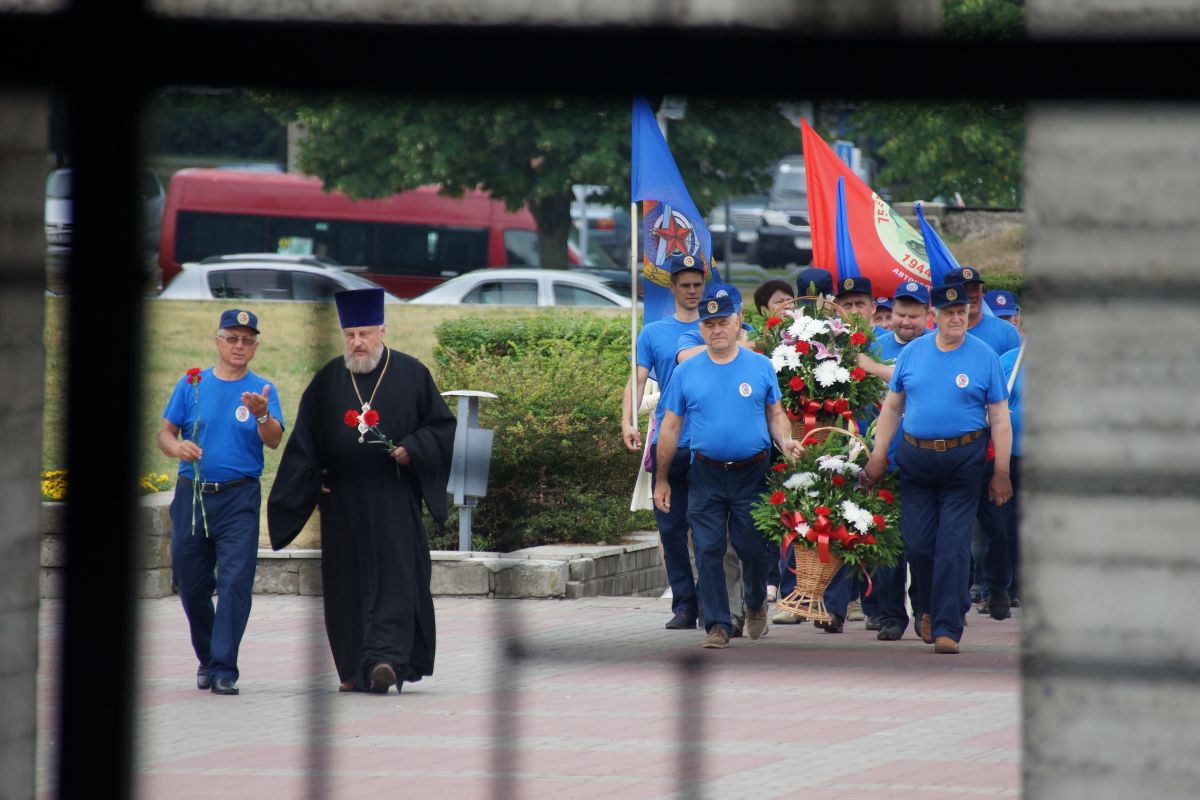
[268,349,455,689]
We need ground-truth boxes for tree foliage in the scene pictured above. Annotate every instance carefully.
[256,93,798,267]
[150,88,284,160]
[943,0,1025,40]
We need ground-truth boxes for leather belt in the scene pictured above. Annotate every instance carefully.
[903,428,987,453]
[178,475,257,494]
[694,450,768,471]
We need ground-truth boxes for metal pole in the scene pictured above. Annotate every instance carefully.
[459,504,472,552]
[723,195,733,267]
[629,201,639,431]
[578,190,589,264]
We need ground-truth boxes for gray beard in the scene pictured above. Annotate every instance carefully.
[344,346,384,374]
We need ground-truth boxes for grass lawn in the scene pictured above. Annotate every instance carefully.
[43,297,630,547]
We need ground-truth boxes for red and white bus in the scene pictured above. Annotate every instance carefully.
[158,169,566,297]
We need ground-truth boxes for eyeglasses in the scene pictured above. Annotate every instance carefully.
[218,335,258,346]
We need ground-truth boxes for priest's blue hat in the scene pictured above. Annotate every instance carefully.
[334,288,385,328]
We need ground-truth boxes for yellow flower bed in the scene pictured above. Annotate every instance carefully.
[41,470,172,502]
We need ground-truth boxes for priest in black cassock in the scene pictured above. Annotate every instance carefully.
[268,288,455,694]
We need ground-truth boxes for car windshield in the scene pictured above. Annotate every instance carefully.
[771,167,806,198]
[46,170,72,199]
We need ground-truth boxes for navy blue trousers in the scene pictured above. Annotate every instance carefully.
[895,437,987,643]
[977,454,1021,599]
[170,479,260,682]
[687,458,772,634]
[651,444,698,618]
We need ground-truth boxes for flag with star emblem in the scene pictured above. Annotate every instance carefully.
[631,95,720,322]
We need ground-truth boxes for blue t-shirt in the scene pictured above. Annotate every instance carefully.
[661,349,780,461]
[875,329,926,465]
[638,315,699,446]
[966,314,1022,356]
[999,347,1023,458]
[163,368,285,482]
[889,334,1007,440]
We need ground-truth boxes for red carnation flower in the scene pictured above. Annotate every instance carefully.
[186,367,202,385]
[772,463,787,473]
[769,490,787,505]
[789,376,806,392]
[873,514,886,529]
[344,410,360,427]
[814,506,831,517]
[363,409,380,427]
[851,331,867,346]
[986,439,995,461]
[795,341,811,354]
[752,348,763,354]
[850,367,867,382]
[831,475,846,486]
[765,316,782,330]
[877,489,894,505]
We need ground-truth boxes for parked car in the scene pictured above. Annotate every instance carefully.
[155,254,403,303]
[44,167,165,255]
[751,156,812,268]
[408,267,631,308]
[708,195,767,262]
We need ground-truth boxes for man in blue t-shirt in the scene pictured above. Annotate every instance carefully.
[621,254,706,630]
[157,308,284,695]
[655,294,803,649]
[943,266,1022,356]
[865,284,1013,655]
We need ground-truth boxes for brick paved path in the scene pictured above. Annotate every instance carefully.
[37,596,1020,798]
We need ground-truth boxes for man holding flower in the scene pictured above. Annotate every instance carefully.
[157,308,284,696]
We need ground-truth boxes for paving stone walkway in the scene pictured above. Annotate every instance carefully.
[37,595,1020,799]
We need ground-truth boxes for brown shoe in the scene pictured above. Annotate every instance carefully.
[934,636,960,654]
[369,662,397,693]
[701,627,730,649]
[846,599,865,622]
[918,613,934,644]
[745,605,769,640]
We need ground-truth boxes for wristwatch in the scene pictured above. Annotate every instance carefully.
[257,413,270,425]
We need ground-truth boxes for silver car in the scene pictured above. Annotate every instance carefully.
[408,267,632,308]
[44,167,165,254]
[156,255,404,303]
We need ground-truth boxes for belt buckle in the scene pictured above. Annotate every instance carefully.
[203,481,219,493]
[722,460,735,471]
[933,439,947,453]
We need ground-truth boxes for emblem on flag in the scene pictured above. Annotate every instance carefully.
[236,311,249,325]
[946,288,959,301]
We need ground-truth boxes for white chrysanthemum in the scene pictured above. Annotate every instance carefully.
[787,315,829,342]
[806,490,820,498]
[783,471,818,490]
[770,344,791,372]
[795,522,811,536]
[841,500,875,534]
[813,361,850,388]
[817,455,848,473]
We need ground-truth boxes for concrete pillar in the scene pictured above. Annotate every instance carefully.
[0,91,49,800]
[1022,103,1200,799]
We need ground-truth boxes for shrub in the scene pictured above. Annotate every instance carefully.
[432,314,655,552]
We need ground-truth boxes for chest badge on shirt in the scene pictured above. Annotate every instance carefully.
[738,382,752,397]
[235,405,251,422]
[955,373,970,389]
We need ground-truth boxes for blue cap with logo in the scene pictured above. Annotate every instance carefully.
[931,284,969,309]
[219,308,259,333]
[984,289,1020,317]
[795,267,834,298]
[703,281,742,310]
[836,275,873,298]
[334,288,385,328]
[663,252,703,274]
[944,266,984,285]
[698,293,736,321]
[874,295,893,310]
[893,280,931,305]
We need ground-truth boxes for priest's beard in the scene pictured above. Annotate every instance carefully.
[344,344,385,374]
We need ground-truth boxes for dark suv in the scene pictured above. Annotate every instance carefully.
[750,155,812,268]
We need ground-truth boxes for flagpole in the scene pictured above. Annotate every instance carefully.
[629,201,639,431]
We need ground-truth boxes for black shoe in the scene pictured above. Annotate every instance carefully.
[976,598,990,614]
[864,616,881,631]
[196,667,211,691]
[816,613,844,633]
[876,623,904,641]
[665,610,697,630]
[989,593,1012,620]
[369,662,397,694]
[1010,595,1020,608]
[211,677,239,695]
[729,618,744,638]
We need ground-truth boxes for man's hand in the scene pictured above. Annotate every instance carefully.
[176,440,203,462]
[780,437,803,461]
[622,422,642,452]
[320,469,331,494]
[864,453,887,490]
[240,384,271,419]
[390,445,411,465]
[989,469,1013,506]
[653,481,671,514]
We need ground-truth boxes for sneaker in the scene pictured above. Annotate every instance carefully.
[701,627,730,649]
[665,610,697,630]
[864,616,881,631]
[918,613,933,644]
[766,585,779,603]
[745,605,769,640]
[772,609,802,624]
[846,599,865,622]
[934,636,960,654]
[976,598,990,615]
[877,623,904,641]
[815,613,844,633]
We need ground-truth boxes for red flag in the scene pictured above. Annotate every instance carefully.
[801,119,932,288]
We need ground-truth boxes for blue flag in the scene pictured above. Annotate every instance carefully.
[834,176,861,282]
[916,201,994,316]
[631,96,719,323]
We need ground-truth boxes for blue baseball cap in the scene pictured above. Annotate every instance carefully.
[795,267,834,298]
[698,293,736,321]
[663,252,703,274]
[944,266,984,285]
[218,308,259,333]
[703,281,742,310]
[931,284,969,309]
[893,280,931,305]
[874,296,893,310]
[334,288,385,328]
[836,275,873,298]
[984,289,1020,317]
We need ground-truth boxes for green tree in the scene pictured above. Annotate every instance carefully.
[943,0,1024,40]
[257,94,797,267]
[150,88,284,160]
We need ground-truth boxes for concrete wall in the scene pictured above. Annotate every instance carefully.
[0,91,48,800]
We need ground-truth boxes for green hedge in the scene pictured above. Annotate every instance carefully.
[983,273,1024,295]
[429,313,654,552]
